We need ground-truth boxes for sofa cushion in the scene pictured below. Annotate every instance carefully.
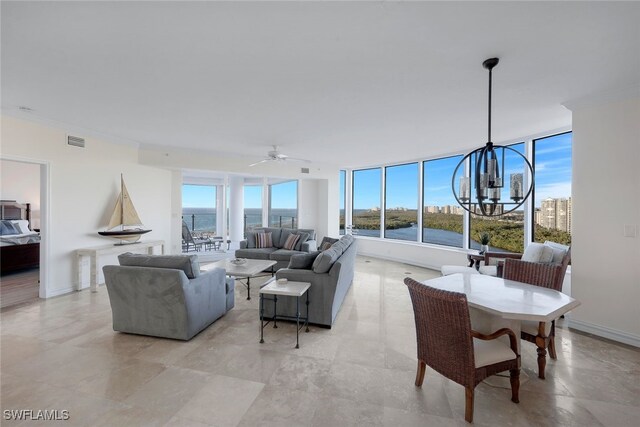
[312,245,342,274]
[283,233,300,250]
[522,242,554,263]
[118,253,200,279]
[270,249,302,262]
[293,232,310,251]
[288,251,321,269]
[234,247,277,260]
[256,232,273,248]
[246,231,257,249]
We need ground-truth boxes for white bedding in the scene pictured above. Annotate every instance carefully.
[0,232,41,246]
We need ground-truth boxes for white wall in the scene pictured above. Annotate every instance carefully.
[1,116,174,297]
[567,95,640,346]
[0,159,41,228]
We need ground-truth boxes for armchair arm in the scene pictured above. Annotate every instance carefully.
[503,258,564,291]
[471,328,519,355]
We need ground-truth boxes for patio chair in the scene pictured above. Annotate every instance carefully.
[404,277,520,423]
[182,221,210,252]
[502,243,571,379]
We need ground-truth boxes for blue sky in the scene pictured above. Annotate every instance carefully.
[184,132,571,211]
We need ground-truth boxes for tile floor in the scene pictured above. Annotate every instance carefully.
[1,256,639,426]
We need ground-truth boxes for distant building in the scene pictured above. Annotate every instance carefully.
[536,197,572,233]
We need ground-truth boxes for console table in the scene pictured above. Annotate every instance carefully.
[76,240,165,292]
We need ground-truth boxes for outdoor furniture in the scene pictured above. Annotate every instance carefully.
[404,277,520,423]
[182,220,211,252]
[502,244,571,379]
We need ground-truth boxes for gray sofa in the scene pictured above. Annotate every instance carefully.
[103,253,234,340]
[269,234,356,328]
[235,227,317,271]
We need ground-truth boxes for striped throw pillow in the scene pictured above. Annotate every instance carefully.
[256,232,273,248]
[283,233,301,250]
[320,241,333,251]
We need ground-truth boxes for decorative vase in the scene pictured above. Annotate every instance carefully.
[480,245,489,254]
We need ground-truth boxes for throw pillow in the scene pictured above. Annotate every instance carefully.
[320,241,333,251]
[288,251,320,269]
[522,242,554,263]
[279,229,293,248]
[294,232,310,251]
[256,232,273,248]
[283,233,301,250]
[246,231,257,249]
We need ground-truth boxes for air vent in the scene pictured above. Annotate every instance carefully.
[67,135,85,148]
[300,168,310,174]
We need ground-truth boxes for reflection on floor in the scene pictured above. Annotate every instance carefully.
[1,256,639,426]
[0,268,39,309]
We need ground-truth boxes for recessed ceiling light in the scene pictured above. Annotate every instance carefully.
[18,106,33,112]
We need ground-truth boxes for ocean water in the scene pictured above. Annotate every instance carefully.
[182,208,297,233]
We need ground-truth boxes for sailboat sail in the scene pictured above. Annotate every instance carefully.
[99,175,151,244]
[106,179,143,230]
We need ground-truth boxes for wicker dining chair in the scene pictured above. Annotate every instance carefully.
[502,246,571,379]
[404,277,520,423]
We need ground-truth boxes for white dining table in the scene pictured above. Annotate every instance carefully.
[421,273,580,378]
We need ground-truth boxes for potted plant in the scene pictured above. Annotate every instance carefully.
[479,232,491,254]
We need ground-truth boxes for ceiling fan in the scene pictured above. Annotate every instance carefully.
[249,145,311,167]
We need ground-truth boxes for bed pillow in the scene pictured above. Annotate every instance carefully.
[11,220,31,234]
[0,220,20,236]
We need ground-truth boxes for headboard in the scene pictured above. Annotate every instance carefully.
[0,201,31,223]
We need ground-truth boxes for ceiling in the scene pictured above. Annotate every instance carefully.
[2,1,639,169]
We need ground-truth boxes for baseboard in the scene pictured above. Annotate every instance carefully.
[569,318,640,348]
[357,250,441,272]
[44,286,76,298]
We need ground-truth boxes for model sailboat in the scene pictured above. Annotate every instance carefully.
[98,175,151,244]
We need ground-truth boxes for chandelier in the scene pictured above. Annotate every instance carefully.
[452,58,534,217]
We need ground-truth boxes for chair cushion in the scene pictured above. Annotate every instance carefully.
[234,247,277,260]
[440,265,480,276]
[288,251,321,269]
[269,249,302,262]
[473,338,517,368]
[544,241,569,264]
[522,242,554,263]
[520,320,552,336]
[478,265,498,276]
[118,253,200,279]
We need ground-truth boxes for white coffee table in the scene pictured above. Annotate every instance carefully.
[202,258,277,300]
[259,278,311,349]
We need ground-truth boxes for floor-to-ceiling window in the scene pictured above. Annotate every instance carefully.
[339,170,346,235]
[384,163,419,241]
[423,155,464,247]
[244,185,263,235]
[352,168,381,237]
[532,132,572,245]
[469,142,526,253]
[182,184,217,235]
[268,180,298,228]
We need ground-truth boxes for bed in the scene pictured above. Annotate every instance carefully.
[0,201,40,275]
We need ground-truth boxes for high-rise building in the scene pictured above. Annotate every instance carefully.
[538,197,572,233]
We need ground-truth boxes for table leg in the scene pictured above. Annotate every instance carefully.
[246,276,251,300]
[295,295,300,349]
[468,257,474,267]
[305,292,310,333]
[90,255,98,293]
[259,293,265,344]
[273,295,278,329]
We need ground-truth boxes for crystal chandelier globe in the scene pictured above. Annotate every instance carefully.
[452,58,534,217]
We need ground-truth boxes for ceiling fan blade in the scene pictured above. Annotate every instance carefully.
[249,159,270,167]
[285,157,312,163]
